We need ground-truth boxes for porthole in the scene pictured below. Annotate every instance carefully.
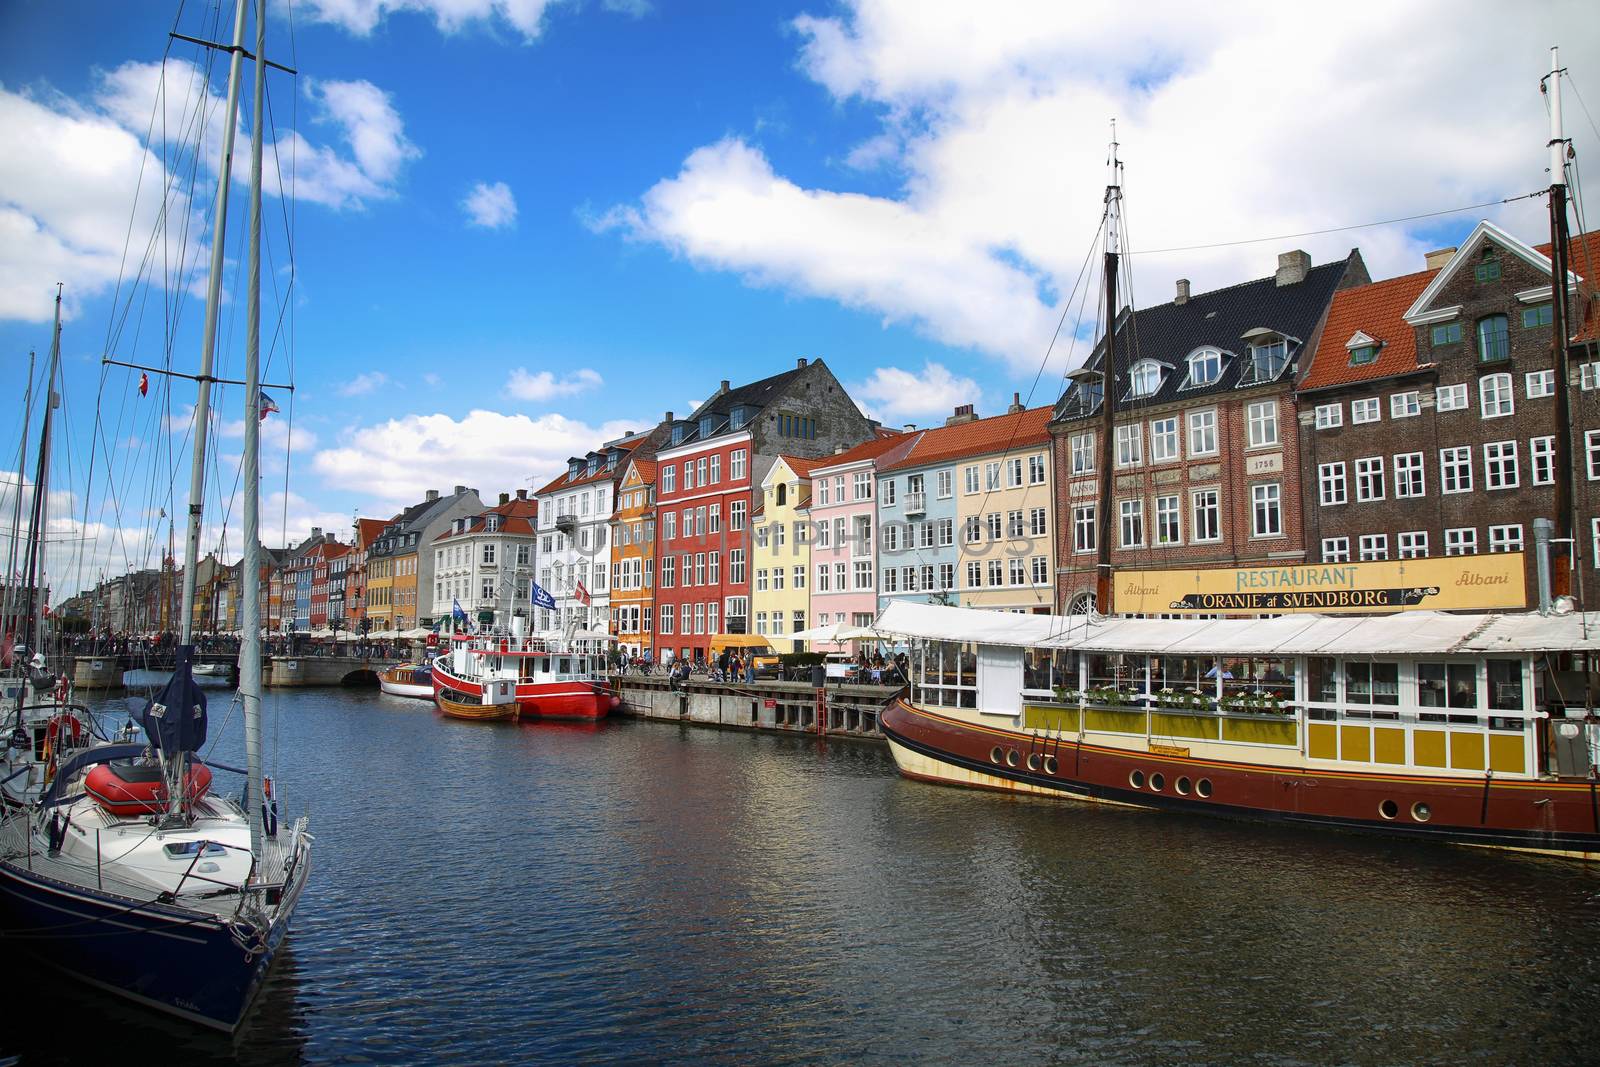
[1175,776,1191,796]
[1027,753,1042,772]
[1005,749,1020,768]
[1149,772,1166,792]
[990,746,1004,765]
[1129,769,1146,789]
[1411,802,1432,823]
[1379,799,1399,820]
[1197,778,1213,798]
[1044,756,1058,775]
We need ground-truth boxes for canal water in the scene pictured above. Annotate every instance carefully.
[5,684,1600,1065]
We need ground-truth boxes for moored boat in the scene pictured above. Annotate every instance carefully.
[379,662,434,699]
[436,689,520,722]
[432,619,617,721]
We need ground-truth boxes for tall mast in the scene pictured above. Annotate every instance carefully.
[240,0,268,862]
[1545,48,1576,600]
[1094,124,1123,615]
[178,0,250,645]
[2,348,36,646]
[19,289,62,656]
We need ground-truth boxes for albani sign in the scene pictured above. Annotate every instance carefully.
[1116,553,1527,615]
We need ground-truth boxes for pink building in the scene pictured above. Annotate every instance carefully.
[806,432,919,652]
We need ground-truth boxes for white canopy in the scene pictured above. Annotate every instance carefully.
[872,601,1600,657]
[790,621,885,642]
[309,628,337,638]
[399,627,431,639]
[367,629,399,640]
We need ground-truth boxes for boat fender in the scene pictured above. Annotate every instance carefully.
[47,811,67,853]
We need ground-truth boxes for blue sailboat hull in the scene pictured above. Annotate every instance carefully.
[0,847,308,1032]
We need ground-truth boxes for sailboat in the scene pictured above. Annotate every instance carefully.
[0,0,312,1030]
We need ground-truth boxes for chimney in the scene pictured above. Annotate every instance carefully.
[1424,246,1457,271]
[664,410,674,423]
[311,526,322,540]
[796,357,808,368]
[902,423,916,433]
[499,492,510,505]
[517,489,527,500]
[834,444,847,454]
[1275,250,1311,287]
[719,379,730,394]
[453,484,467,496]
[426,489,440,502]
[1175,278,1191,304]
[945,404,978,427]
[1007,392,1023,414]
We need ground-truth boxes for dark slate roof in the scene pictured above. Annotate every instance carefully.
[674,364,812,446]
[1053,255,1357,423]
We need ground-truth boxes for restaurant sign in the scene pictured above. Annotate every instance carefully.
[1116,553,1526,615]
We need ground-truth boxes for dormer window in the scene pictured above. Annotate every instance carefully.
[700,415,714,437]
[1183,348,1223,388]
[1345,330,1380,367]
[1128,360,1162,398]
[729,407,746,430]
[486,515,500,533]
[1474,246,1501,283]
[1248,339,1288,380]
[670,424,686,445]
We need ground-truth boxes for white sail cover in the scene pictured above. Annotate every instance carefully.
[871,600,1600,656]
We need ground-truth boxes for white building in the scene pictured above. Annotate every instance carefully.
[431,491,539,627]
[534,434,650,636]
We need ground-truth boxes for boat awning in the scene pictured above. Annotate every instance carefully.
[871,601,1600,657]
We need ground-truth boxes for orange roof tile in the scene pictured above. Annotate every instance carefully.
[1299,269,1437,392]
[810,431,921,472]
[880,406,1052,472]
[1537,229,1600,342]
[354,517,390,548]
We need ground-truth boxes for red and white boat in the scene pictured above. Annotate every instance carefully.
[431,621,618,721]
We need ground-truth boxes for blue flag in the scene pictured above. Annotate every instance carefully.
[529,582,556,610]
[452,598,469,627]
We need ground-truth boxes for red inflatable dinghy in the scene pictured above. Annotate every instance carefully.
[85,759,213,817]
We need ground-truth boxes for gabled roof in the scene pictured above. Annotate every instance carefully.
[1299,269,1437,392]
[809,430,922,475]
[881,407,1052,472]
[667,363,816,448]
[1053,253,1360,423]
[621,457,657,486]
[354,517,390,549]
[1405,220,1583,326]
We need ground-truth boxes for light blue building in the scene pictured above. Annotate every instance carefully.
[875,438,960,614]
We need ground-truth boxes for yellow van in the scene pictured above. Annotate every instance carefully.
[708,634,781,678]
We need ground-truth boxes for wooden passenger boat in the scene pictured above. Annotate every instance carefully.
[876,602,1600,861]
[436,689,519,722]
[379,662,434,699]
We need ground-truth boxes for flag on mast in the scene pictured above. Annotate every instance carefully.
[259,391,280,421]
[138,372,149,396]
[574,581,591,607]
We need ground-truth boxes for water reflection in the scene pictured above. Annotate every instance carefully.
[1,688,1595,1065]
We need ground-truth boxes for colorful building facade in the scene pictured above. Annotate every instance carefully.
[751,456,815,650]
[609,457,658,656]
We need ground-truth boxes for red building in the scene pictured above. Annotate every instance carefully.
[307,540,349,630]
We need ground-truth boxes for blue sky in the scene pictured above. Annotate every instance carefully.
[1,0,1597,593]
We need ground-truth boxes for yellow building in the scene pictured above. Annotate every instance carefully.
[751,456,816,651]
[364,554,395,633]
[950,407,1055,612]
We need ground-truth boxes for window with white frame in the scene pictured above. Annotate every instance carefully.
[1119,499,1144,547]
[1246,401,1278,447]
[1150,417,1179,462]
[1390,391,1420,418]
[1594,518,1600,567]
[937,470,953,498]
[1315,403,1342,429]
[881,567,898,593]
[1009,558,1026,586]
[1484,441,1519,490]
[1115,423,1143,467]
[937,518,954,546]
[1073,505,1095,553]
[1583,362,1600,391]
[1435,383,1469,412]
[854,561,872,590]
[816,478,830,506]
[1129,359,1163,397]
[1155,494,1181,545]
[1319,462,1347,506]
[815,564,830,592]
[1351,397,1381,424]
[963,465,980,494]
[1070,435,1094,476]
[1355,457,1385,502]
[1188,409,1218,456]
[853,471,872,500]
[985,560,1002,587]
[986,513,1002,540]
[1440,447,1473,494]
[1445,527,1477,556]
[965,561,982,588]
[1186,348,1223,387]
[880,479,896,505]
[1587,430,1600,480]
[1359,534,1388,561]
[731,499,746,531]
[962,518,979,545]
[1028,455,1046,484]
[1251,483,1282,537]
[985,462,1001,490]
[940,563,955,590]
[1030,508,1047,537]
[1007,458,1024,488]
[1488,524,1523,553]
[1191,489,1221,543]
[1030,557,1048,584]
[1398,531,1428,559]
[1322,537,1350,562]
[1479,373,1514,418]
[662,465,676,494]
[1531,435,1555,485]
[1394,452,1425,498]
[1526,370,1555,398]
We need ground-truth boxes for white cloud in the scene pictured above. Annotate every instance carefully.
[462,180,518,228]
[339,371,391,396]
[851,362,978,422]
[602,1,1599,373]
[303,0,649,41]
[311,409,645,512]
[0,60,420,322]
[504,367,602,401]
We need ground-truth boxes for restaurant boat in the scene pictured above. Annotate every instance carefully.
[877,602,1600,860]
[431,618,617,721]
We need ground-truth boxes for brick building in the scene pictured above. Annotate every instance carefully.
[651,359,878,664]
[1297,221,1600,605]
[1050,249,1367,613]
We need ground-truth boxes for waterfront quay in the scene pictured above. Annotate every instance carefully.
[7,683,1597,1066]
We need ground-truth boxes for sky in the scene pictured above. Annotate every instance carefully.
[2,0,1598,598]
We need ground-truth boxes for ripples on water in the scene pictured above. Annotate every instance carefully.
[4,686,1599,1065]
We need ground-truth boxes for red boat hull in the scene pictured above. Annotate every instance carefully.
[84,761,213,817]
[431,666,616,721]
